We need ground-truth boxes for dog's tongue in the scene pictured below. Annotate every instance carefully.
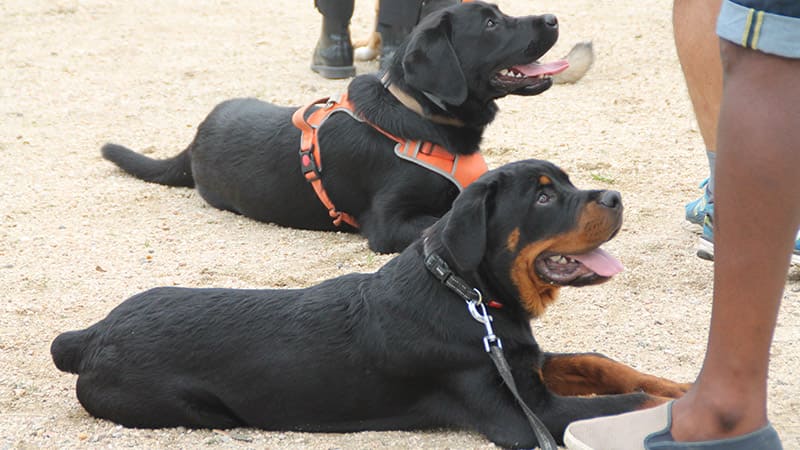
[512,59,570,77]
[568,248,624,277]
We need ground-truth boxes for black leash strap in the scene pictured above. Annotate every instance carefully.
[472,299,558,450]
[488,344,558,450]
[423,242,558,449]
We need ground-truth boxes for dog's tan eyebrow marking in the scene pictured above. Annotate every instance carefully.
[539,175,552,186]
[507,228,520,252]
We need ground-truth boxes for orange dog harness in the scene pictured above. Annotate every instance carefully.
[291,93,488,228]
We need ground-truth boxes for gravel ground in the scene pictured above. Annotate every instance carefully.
[1,0,799,448]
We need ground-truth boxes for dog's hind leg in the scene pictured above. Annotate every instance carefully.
[101,143,194,187]
[194,185,239,214]
[76,373,243,429]
[51,329,90,374]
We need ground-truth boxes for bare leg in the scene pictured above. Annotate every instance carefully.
[563,17,799,450]
[673,0,722,153]
[674,0,722,220]
[670,41,800,442]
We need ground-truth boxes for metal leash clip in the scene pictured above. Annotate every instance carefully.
[465,288,502,352]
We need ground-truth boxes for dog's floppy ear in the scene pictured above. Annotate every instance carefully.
[440,179,495,273]
[402,12,468,106]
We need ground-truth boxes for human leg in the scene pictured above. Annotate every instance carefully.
[673,0,722,226]
[666,17,800,440]
[312,0,356,79]
[565,0,800,447]
[376,0,423,71]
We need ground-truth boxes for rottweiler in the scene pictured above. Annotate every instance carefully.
[100,1,571,253]
[52,160,688,448]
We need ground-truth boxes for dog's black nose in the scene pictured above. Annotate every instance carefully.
[543,14,558,28]
[598,190,622,209]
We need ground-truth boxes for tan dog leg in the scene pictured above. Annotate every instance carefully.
[354,0,382,61]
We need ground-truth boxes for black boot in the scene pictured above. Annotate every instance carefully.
[312,0,355,79]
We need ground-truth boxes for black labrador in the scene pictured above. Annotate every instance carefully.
[101,1,570,253]
[53,160,689,448]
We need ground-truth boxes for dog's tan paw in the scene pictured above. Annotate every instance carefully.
[355,46,379,61]
[640,380,693,399]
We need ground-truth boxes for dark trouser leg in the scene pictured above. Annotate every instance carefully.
[377,0,460,71]
[377,0,422,71]
[312,0,356,79]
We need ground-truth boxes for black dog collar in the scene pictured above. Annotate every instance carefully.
[423,250,481,303]
[381,75,465,128]
[422,238,503,308]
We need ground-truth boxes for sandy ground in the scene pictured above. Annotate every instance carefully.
[1,0,799,448]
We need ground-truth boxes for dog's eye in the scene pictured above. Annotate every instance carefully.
[486,18,497,28]
[537,193,551,204]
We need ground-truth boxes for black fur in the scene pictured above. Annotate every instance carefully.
[53,160,677,448]
[101,2,561,253]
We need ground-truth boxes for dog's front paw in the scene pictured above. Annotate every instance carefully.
[638,378,692,399]
[355,46,380,61]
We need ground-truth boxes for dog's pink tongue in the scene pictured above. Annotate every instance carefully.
[512,59,569,77]
[568,248,624,277]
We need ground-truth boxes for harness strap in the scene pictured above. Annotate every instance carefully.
[394,141,487,192]
[291,92,488,228]
[291,96,360,228]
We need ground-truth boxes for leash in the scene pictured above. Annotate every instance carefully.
[423,243,558,450]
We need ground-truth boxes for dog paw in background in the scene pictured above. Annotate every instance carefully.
[552,41,595,84]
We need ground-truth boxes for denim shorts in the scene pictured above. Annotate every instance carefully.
[717,0,800,58]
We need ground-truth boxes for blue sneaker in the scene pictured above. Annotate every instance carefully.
[685,178,711,226]
[698,206,800,265]
[696,203,715,261]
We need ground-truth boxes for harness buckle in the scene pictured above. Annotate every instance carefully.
[325,94,342,108]
[299,149,320,181]
[424,252,452,282]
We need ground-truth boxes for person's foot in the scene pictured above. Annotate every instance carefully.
[795,237,800,266]
[697,206,800,265]
[695,203,715,261]
[311,25,355,79]
[684,178,711,226]
[564,401,784,449]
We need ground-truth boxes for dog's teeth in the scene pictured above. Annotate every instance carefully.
[500,69,509,76]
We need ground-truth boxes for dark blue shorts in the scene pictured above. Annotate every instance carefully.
[717,0,800,57]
